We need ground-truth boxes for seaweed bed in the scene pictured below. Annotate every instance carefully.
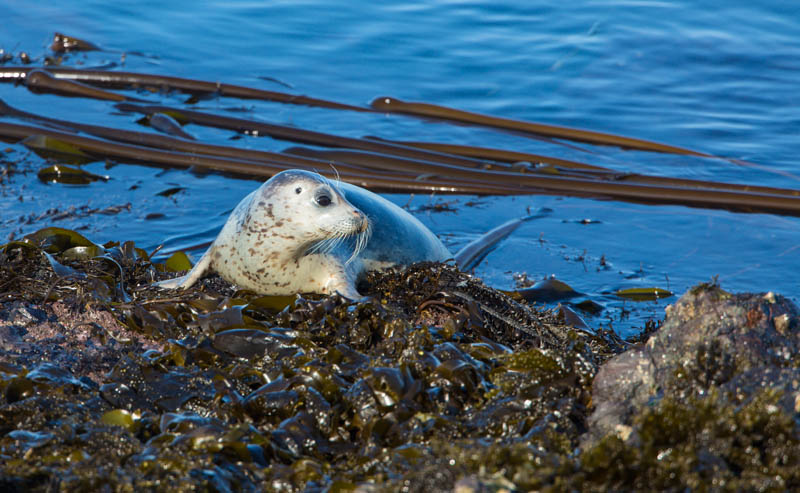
[1,227,799,492]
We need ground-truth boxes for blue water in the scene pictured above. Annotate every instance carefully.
[2,1,799,336]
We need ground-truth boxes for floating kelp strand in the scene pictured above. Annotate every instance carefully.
[370,96,712,157]
[114,102,505,169]
[285,146,503,180]
[287,146,537,177]
[0,68,29,81]
[4,122,800,215]
[398,138,800,185]
[555,179,800,216]
[727,156,800,184]
[0,65,738,171]
[25,68,150,103]
[369,136,800,198]
[7,97,793,201]
[1,98,408,176]
[116,103,800,202]
[0,122,520,195]
[0,99,80,133]
[3,86,799,215]
[0,121,318,175]
[366,138,612,171]
[285,146,594,191]
[0,66,369,111]
[12,83,793,201]
[21,135,94,165]
[611,173,800,198]
[286,147,637,187]
[0,98,352,169]
[283,146,800,213]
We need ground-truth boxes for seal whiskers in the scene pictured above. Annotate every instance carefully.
[349,217,372,264]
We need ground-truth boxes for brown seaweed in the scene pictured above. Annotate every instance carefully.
[25,69,149,103]
[0,66,368,111]
[0,227,615,491]
[0,66,798,218]
[0,122,521,195]
[50,33,101,53]
[370,96,711,156]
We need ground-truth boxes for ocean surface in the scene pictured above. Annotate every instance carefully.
[2,1,799,337]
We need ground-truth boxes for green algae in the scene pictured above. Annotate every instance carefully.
[164,251,193,272]
[37,163,109,184]
[101,409,139,432]
[572,389,800,492]
[615,287,674,301]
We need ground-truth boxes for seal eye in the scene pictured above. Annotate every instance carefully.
[295,187,302,194]
[316,193,332,207]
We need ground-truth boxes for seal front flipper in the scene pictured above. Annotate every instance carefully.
[325,278,365,302]
[333,287,373,303]
[153,248,213,290]
[322,266,366,302]
[334,288,370,303]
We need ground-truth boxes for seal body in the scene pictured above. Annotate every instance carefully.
[156,169,451,299]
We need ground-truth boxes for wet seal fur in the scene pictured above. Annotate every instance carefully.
[155,169,451,299]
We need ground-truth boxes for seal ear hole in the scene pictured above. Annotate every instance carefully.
[295,187,302,194]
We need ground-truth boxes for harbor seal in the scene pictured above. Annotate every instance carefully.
[155,169,451,299]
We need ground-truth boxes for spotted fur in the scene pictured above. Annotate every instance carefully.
[155,169,451,299]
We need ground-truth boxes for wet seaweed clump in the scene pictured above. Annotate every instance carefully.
[0,226,610,491]
[1,227,799,491]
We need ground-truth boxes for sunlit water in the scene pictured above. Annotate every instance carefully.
[2,1,799,337]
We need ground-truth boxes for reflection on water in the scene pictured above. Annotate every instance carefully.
[2,0,798,337]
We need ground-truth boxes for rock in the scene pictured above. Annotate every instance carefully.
[587,282,800,445]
